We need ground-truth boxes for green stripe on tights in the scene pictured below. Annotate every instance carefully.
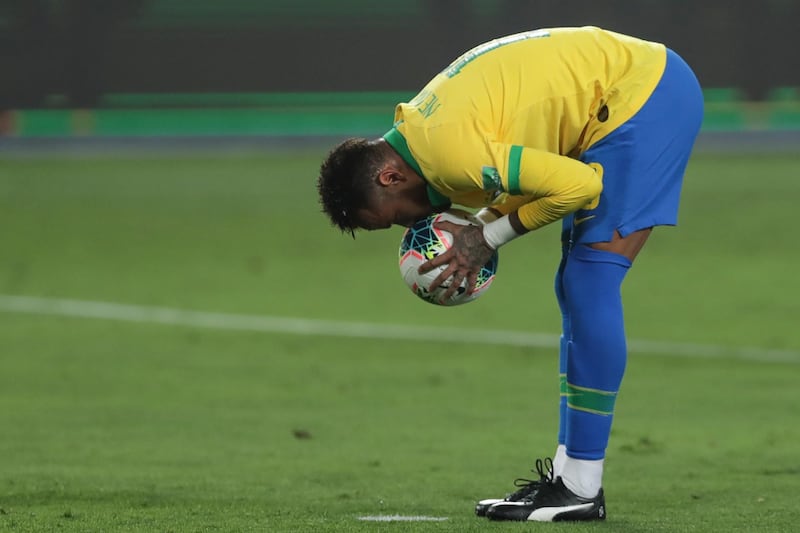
[566,382,617,416]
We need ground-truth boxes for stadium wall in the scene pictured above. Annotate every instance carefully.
[1,1,798,143]
[2,0,799,107]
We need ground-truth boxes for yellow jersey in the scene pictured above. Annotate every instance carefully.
[383,26,667,231]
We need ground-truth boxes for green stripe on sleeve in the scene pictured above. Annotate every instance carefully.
[566,382,618,416]
[507,145,523,194]
[559,374,567,396]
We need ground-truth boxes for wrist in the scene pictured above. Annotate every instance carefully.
[482,215,521,249]
[473,207,502,225]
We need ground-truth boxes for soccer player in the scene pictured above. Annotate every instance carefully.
[317,26,703,522]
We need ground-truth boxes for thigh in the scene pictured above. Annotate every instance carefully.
[588,228,652,263]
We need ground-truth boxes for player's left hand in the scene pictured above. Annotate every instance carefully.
[418,220,495,301]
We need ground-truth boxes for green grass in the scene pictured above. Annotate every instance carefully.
[0,151,798,532]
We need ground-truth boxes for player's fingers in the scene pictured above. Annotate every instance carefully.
[432,220,459,233]
[419,248,453,273]
[428,264,456,292]
[441,270,466,301]
[465,271,479,295]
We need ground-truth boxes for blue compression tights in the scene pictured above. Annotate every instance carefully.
[555,244,632,460]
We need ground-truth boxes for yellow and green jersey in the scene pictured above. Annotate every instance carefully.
[383,26,667,231]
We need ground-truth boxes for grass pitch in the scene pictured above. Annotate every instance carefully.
[0,150,798,532]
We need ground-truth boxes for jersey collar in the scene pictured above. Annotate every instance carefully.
[382,126,450,208]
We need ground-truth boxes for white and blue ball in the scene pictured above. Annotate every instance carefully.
[398,210,499,306]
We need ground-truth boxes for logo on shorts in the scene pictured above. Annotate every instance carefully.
[574,215,597,226]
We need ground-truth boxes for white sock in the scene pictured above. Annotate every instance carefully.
[560,456,604,499]
[552,444,568,477]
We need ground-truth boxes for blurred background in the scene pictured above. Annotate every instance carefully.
[1,3,799,531]
[1,0,799,143]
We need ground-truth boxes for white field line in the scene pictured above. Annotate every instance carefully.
[357,515,449,522]
[0,294,798,364]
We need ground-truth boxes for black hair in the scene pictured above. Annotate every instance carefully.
[317,138,385,236]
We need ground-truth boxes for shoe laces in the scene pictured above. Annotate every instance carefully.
[534,457,555,484]
[509,457,554,499]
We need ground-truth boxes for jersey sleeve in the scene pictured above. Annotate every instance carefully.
[486,193,534,216]
[421,130,603,230]
[486,143,603,231]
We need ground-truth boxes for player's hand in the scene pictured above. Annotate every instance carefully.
[418,220,495,301]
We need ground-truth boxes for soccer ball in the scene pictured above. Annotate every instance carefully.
[398,210,499,306]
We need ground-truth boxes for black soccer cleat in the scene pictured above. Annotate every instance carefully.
[474,458,551,517]
[486,470,606,522]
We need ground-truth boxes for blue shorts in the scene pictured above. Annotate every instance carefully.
[567,48,704,244]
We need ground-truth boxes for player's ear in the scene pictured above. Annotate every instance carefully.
[377,167,404,187]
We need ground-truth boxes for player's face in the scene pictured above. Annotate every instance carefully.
[356,188,433,230]
[356,197,427,230]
